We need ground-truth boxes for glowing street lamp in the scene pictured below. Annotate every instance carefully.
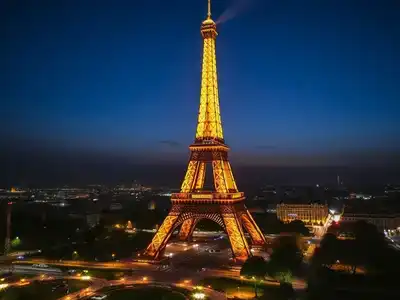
[192,292,206,299]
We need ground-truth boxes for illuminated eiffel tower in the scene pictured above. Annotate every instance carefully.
[145,0,266,261]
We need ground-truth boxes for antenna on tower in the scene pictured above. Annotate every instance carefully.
[207,0,212,19]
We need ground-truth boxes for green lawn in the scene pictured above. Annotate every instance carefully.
[38,231,153,261]
[0,279,89,300]
[103,286,187,300]
[199,277,285,299]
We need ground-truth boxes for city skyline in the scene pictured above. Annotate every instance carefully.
[1,3,399,299]
[2,0,399,167]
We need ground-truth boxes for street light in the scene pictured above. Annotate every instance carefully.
[192,292,206,299]
[252,276,258,298]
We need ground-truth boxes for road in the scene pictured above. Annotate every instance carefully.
[12,258,159,271]
[0,274,107,298]
[0,273,226,300]
[3,259,306,299]
[4,238,308,299]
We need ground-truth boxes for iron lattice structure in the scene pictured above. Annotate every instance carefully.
[145,1,266,261]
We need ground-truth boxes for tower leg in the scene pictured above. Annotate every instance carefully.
[222,210,251,261]
[178,218,198,241]
[241,211,266,245]
[144,213,179,259]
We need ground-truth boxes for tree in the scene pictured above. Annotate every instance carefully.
[241,255,268,278]
[313,233,359,274]
[267,235,303,288]
[286,220,310,236]
[336,239,359,274]
[354,221,386,269]
[312,233,338,269]
[240,256,268,297]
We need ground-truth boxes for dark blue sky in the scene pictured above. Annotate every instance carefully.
[2,0,399,166]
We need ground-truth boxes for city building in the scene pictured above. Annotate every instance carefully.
[341,213,400,231]
[276,203,329,226]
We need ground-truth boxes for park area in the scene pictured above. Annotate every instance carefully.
[37,230,153,261]
[99,286,189,300]
[0,279,89,300]
[199,277,283,299]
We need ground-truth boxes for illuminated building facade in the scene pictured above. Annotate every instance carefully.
[145,1,266,261]
[341,213,400,231]
[276,203,329,226]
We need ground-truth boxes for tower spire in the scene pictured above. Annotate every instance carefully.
[198,0,222,143]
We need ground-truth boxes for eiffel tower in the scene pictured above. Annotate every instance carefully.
[145,0,266,261]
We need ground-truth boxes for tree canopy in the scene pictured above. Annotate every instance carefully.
[286,220,310,236]
[240,255,268,279]
[268,235,303,283]
[312,220,400,276]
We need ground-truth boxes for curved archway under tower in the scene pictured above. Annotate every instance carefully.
[144,205,267,261]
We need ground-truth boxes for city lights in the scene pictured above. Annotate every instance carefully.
[0,1,397,300]
[192,292,206,299]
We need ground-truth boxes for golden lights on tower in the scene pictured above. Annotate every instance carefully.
[144,0,266,261]
[196,0,223,142]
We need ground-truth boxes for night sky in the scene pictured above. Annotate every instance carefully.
[2,0,399,167]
